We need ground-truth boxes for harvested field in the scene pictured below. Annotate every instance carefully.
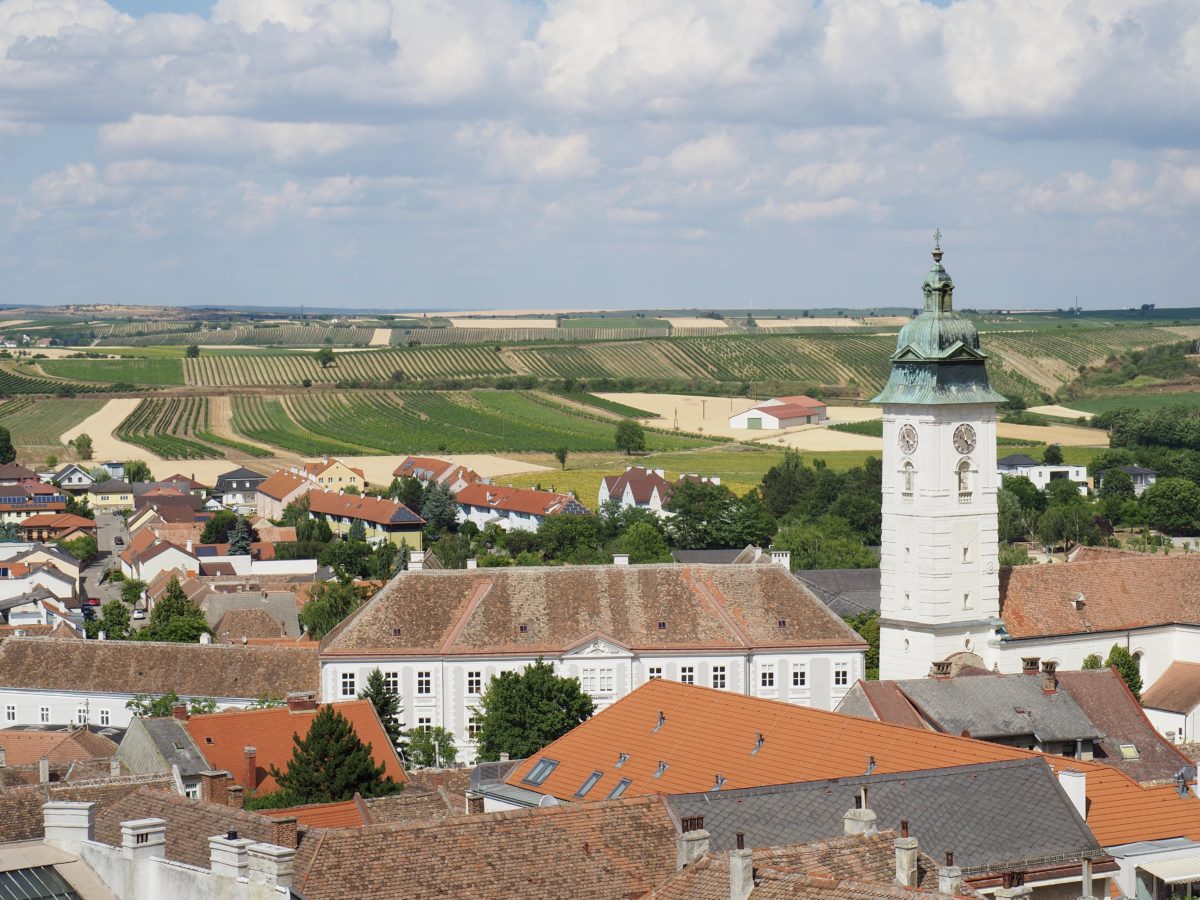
[369,328,393,346]
[755,428,882,452]
[596,392,758,438]
[663,317,728,329]
[995,422,1107,447]
[1028,404,1094,420]
[754,317,864,329]
[61,398,148,460]
[448,317,556,329]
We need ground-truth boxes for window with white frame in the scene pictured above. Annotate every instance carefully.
[760,664,775,688]
[467,715,482,740]
[711,666,726,689]
[39,706,50,724]
[834,663,849,686]
[76,707,87,726]
[340,672,356,697]
[384,672,399,694]
[793,666,807,688]
[647,666,662,681]
[679,666,694,685]
[99,709,110,726]
[467,671,482,695]
[4,705,13,722]
[582,667,615,694]
[417,671,432,695]
[417,716,432,731]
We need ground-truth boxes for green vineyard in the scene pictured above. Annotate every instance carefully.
[101,324,378,347]
[229,391,713,456]
[116,397,273,459]
[0,397,106,449]
[40,357,185,386]
[0,363,100,395]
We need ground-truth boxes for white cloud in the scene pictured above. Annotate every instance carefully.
[746,196,869,223]
[666,133,745,176]
[458,121,599,181]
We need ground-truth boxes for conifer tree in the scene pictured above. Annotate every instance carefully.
[136,576,210,643]
[1105,645,1143,699]
[269,706,400,804]
[358,668,406,752]
[228,516,254,555]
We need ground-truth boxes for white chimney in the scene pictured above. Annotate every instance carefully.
[729,835,754,900]
[770,550,791,570]
[894,822,918,888]
[186,539,193,553]
[466,558,477,570]
[1058,769,1086,819]
[38,756,49,784]
[121,818,166,863]
[410,550,425,571]
[43,801,96,854]
[199,632,212,644]
[97,630,106,641]
[210,832,255,879]
[248,842,296,888]
[613,554,630,566]
[938,852,962,896]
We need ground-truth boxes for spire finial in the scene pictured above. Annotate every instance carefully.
[931,228,944,262]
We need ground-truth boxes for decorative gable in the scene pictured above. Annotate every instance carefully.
[561,633,633,659]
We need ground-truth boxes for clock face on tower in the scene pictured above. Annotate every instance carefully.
[953,423,977,454]
[898,424,918,455]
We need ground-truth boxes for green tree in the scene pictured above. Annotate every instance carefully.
[85,600,131,640]
[844,610,879,680]
[406,726,458,768]
[346,519,367,543]
[474,658,595,761]
[201,509,239,544]
[45,454,57,468]
[1042,444,1064,465]
[279,495,311,527]
[1002,475,1047,515]
[998,543,1033,566]
[120,578,147,606]
[1143,478,1200,535]
[998,489,1031,543]
[315,347,335,369]
[185,344,200,358]
[65,494,92,518]
[137,576,211,643]
[1105,645,1143,699]
[554,446,569,470]
[1098,468,1136,503]
[319,540,372,580]
[126,692,217,717]
[390,476,425,511]
[1036,504,1101,552]
[772,516,878,570]
[267,706,401,804]
[124,460,152,483]
[358,668,406,751]
[615,419,646,454]
[421,482,459,533]
[299,580,369,639]
[227,516,255,555]
[614,521,672,563]
[72,433,92,461]
[0,425,14,465]
[1045,477,1086,506]
[1081,653,1103,669]
[58,534,98,563]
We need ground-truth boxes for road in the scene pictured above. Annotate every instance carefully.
[79,510,128,609]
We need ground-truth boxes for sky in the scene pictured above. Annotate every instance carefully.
[1,0,1199,312]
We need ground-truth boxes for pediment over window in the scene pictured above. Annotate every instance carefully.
[561,632,633,659]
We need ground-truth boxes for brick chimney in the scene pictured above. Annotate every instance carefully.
[227,785,244,809]
[844,787,877,836]
[285,692,318,713]
[172,702,188,721]
[676,816,709,869]
[269,816,298,850]
[894,820,918,888]
[939,851,962,895]
[729,832,754,900]
[243,746,258,792]
[1022,657,1040,675]
[199,770,229,806]
[994,871,1032,900]
[1041,660,1058,693]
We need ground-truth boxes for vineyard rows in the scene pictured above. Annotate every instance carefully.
[106,325,377,347]
[0,398,105,448]
[394,326,670,344]
[0,364,99,395]
[116,397,272,459]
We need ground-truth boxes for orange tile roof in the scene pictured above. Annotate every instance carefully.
[19,513,95,529]
[184,700,407,795]
[256,470,308,501]
[1142,661,1200,714]
[263,798,368,828]
[306,490,423,527]
[753,402,823,419]
[304,459,366,480]
[774,395,826,408]
[456,483,590,517]
[0,729,116,766]
[504,680,1200,848]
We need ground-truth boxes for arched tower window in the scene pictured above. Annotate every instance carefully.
[956,458,973,500]
[901,461,915,497]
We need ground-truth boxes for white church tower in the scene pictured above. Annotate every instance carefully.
[875,234,1007,679]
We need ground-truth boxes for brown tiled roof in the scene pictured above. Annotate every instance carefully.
[602,466,673,504]
[119,527,157,566]
[1056,668,1194,783]
[362,785,455,825]
[321,564,864,656]
[0,773,174,844]
[263,798,367,828]
[1067,546,1150,563]
[0,728,116,765]
[1142,661,1200,715]
[393,456,454,480]
[307,490,424,526]
[456,483,591,517]
[775,395,827,409]
[857,681,932,731]
[753,402,823,419]
[1000,554,1200,639]
[256,470,308,501]
[19,513,95,530]
[214,608,285,642]
[0,636,320,699]
[253,523,297,543]
[293,795,678,900]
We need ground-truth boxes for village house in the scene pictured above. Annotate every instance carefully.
[306,490,425,548]
[597,465,721,516]
[392,456,482,494]
[18,513,95,544]
[0,637,320,730]
[254,470,308,520]
[50,463,95,494]
[86,479,133,511]
[0,482,67,524]
[318,559,866,761]
[455,482,591,532]
[298,457,366,491]
[1096,464,1158,497]
[0,462,40,484]
[728,395,828,430]
[215,466,267,510]
[996,452,1089,493]
[1141,662,1200,744]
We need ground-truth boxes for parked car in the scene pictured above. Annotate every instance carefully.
[86,597,100,606]
[132,609,145,620]
[114,536,124,546]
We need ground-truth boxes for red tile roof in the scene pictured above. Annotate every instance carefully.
[256,470,308,501]
[1141,661,1200,714]
[306,490,423,526]
[304,459,366,480]
[0,729,117,766]
[753,402,823,419]
[456,483,590,517]
[263,798,368,828]
[18,513,95,530]
[601,466,672,505]
[183,700,407,795]
[774,395,827,409]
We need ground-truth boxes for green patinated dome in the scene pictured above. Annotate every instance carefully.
[872,236,1007,406]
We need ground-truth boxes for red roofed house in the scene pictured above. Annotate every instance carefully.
[19,513,96,543]
[456,483,590,532]
[299,457,367,491]
[729,395,827,430]
[392,456,482,494]
[306,490,424,549]
[254,470,309,520]
[0,481,67,524]
[598,466,720,517]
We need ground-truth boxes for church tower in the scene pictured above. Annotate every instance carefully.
[874,234,1007,680]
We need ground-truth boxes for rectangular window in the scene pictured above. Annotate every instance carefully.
[417,671,431,695]
[760,665,775,688]
[76,707,87,726]
[522,758,559,786]
[575,771,603,798]
[467,671,482,695]
[383,672,399,694]
[608,778,631,800]
[648,667,662,681]
[39,706,50,724]
[834,663,849,687]
[599,669,613,693]
[580,669,594,693]
[711,666,726,690]
[184,783,200,799]
[417,716,432,732]
[793,667,807,688]
[99,709,110,726]
[340,672,356,697]
[679,666,694,686]
[467,715,482,740]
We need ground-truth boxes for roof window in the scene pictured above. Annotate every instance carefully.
[615,752,629,769]
[657,621,666,630]
[608,778,631,800]
[653,761,669,779]
[1118,743,1140,760]
[575,771,603,798]
[522,758,559,786]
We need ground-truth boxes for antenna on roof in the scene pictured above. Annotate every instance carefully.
[1175,766,1197,800]
[751,732,765,756]
[654,711,666,733]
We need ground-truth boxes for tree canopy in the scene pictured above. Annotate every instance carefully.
[1105,644,1143,699]
[474,658,595,761]
[615,419,646,454]
[136,576,211,643]
[358,668,406,751]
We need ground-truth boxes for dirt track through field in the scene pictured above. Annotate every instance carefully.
[206,396,279,455]
[60,398,149,461]
[369,328,392,346]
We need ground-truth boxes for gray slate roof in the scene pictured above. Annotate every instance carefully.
[141,718,209,778]
[792,569,880,616]
[664,758,1102,872]
[997,453,1042,468]
[895,674,1102,743]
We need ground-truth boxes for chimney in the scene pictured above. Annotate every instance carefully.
[172,702,188,721]
[0,747,5,768]
[410,550,425,571]
[613,553,630,566]
[98,630,106,641]
[199,632,212,644]
[38,756,50,784]
[499,752,510,762]
[1058,769,1086,819]
[243,746,258,793]
[844,788,877,835]
[285,692,318,712]
[248,842,296,889]
[269,816,298,850]
[227,785,244,809]
[209,831,255,879]
[894,820,919,888]
[1041,660,1058,693]
[199,770,229,806]
[938,851,962,896]
[121,817,166,863]
[769,549,790,569]
[186,539,193,553]
[930,660,953,679]
[109,758,121,778]
[677,816,710,869]
[1022,657,1040,676]
[466,558,477,570]
[43,801,96,854]
[994,872,1032,900]
[729,832,754,900]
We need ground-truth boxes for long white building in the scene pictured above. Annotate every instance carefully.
[318,560,867,762]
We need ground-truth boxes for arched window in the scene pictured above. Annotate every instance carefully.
[956,458,972,498]
[901,461,915,496]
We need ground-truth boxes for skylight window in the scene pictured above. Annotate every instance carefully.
[522,758,559,786]
[575,771,603,798]
[1119,743,1140,760]
[608,778,631,800]
[615,752,629,769]
[657,621,666,630]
